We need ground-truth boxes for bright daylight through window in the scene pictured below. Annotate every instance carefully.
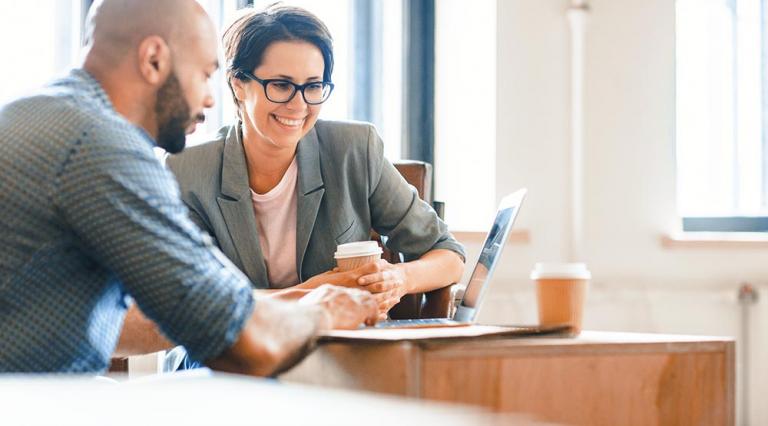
[0,0,82,104]
[676,0,768,231]
[0,0,404,161]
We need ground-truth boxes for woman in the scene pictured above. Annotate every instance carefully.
[167,4,465,317]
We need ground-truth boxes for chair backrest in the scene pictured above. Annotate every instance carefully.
[394,160,433,204]
[372,160,452,319]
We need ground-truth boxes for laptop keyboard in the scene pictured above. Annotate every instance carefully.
[371,318,465,329]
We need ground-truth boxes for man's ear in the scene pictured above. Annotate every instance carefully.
[137,35,172,85]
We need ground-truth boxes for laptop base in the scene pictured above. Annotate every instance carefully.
[372,318,470,329]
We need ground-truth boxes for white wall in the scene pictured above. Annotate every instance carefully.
[438,1,768,424]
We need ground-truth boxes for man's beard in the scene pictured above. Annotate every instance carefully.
[154,72,200,154]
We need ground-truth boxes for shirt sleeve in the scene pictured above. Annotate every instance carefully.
[52,125,254,363]
[365,126,466,263]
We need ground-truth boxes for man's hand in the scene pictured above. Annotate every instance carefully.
[207,288,376,377]
[299,284,379,329]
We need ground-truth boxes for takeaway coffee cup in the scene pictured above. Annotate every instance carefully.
[334,241,383,272]
[530,262,591,336]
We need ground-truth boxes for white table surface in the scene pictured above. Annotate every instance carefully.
[0,369,545,426]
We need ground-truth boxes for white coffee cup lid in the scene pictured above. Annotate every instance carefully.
[334,241,383,259]
[530,262,591,280]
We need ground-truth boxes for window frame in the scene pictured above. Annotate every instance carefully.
[401,0,435,166]
[682,216,768,232]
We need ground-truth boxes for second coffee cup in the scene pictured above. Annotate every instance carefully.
[334,241,383,272]
[531,262,590,336]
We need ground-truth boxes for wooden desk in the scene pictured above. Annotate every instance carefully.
[282,330,735,426]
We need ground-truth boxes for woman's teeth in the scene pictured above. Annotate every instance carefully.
[273,115,303,127]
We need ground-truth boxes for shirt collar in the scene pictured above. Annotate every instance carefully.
[68,68,116,113]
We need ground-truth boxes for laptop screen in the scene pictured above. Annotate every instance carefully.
[453,189,526,322]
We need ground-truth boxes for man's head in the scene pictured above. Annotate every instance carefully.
[83,0,219,153]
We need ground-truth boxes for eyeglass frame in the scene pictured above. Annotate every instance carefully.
[235,70,335,105]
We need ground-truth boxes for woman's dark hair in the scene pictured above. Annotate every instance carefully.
[223,3,334,114]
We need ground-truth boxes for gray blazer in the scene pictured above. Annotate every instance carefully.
[166,120,465,289]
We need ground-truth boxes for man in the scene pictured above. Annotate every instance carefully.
[0,0,378,375]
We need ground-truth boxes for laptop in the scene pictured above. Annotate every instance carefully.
[373,188,528,329]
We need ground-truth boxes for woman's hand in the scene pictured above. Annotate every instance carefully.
[301,260,411,317]
[355,260,410,317]
[300,269,365,290]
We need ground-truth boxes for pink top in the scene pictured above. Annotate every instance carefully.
[249,158,300,288]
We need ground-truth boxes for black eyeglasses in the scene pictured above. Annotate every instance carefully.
[237,70,334,105]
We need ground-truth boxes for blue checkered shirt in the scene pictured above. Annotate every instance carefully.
[0,69,255,372]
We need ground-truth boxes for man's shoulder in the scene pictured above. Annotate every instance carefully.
[1,101,101,166]
[1,77,136,147]
[2,89,88,131]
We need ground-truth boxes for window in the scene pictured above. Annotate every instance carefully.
[186,0,253,145]
[0,1,406,161]
[434,0,497,231]
[0,0,83,103]
[676,0,768,231]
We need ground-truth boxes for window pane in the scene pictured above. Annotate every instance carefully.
[676,0,736,216]
[380,0,403,160]
[676,0,767,219]
[0,0,81,103]
[434,0,497,231]
[186,0,246,145]
[735,0,763,212]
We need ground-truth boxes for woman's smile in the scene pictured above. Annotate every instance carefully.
[271,113,306,129]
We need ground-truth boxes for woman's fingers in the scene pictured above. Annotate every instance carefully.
[363,279,400,294]
[357,271,383,285]
[358,268,403,286]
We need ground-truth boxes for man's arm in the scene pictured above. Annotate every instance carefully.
[205,297,323,376]
[114,288,313,360]
[208,284,378,377]
[54,128,255,365]
[113,303,174,358]
[114,285,378,375]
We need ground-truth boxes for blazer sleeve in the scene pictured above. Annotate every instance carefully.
[365,126,466,262]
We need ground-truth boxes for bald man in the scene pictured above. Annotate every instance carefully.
[0,0,378,374]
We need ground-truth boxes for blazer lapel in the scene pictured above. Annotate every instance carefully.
[295,128,325,280]
[216,124,269,288]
